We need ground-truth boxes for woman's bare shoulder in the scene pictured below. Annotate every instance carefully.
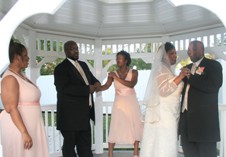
[1,75,18,87]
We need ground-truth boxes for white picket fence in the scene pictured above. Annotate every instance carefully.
[41,103,226,157]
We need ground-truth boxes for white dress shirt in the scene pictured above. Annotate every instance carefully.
[67,58,92,107]
[182,57,204,112]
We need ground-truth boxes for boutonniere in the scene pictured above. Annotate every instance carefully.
[195,66,205,75]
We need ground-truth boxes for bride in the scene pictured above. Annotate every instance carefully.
[140,42,189,157]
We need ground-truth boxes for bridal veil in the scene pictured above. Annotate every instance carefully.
[143,43,173,123]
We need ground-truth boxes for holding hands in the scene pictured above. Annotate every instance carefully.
[90,82,101,94]
[180,67,190,78]
[96,72,116,92]
[174,67,190,85]
[108,72,117,79]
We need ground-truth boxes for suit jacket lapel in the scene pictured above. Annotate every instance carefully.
[182,57,206,97]
[198,57,207,67]
[66,59,86,83]
[181,58,207,110]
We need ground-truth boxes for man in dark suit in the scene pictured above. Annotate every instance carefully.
[54,40,100,157]
[179,40,222,157]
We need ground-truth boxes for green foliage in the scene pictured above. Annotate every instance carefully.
[102,46,152,72]
[36,56,44,63]
[216,33,226,46]
[47,40,51,51]
[102,48,117,72]
[108,64,117,72]
[106,58,151,72]
[40,58,64,75]
[146,43,152,53]
[179,53,215,68]
[131,58,151,70]
[87,60,94,67]
[103,60,111,68]
[42,112,56,126]
[102,48,113,55]
[40,40,45,50]
[13,34,226,75]
[58,42,63,52]
[37,43,153,75]
[36,39,63,52]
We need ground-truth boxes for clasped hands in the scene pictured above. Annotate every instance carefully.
[107,72,117,79]
[89,82,101,94]
[180,67,191,78]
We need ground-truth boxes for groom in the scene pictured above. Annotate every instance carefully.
[54,40,100,157]
[179,40,222,157]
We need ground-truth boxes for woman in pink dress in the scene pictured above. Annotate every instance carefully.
[97,50,143,157]
[0,41,49,157]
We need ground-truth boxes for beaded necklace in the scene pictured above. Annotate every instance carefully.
[8,68,37,87]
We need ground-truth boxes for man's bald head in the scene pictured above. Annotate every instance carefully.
[187,40,204,62]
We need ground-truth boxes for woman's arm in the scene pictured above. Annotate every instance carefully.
[173,67,188,85]
[157,67,187,97]
[1,76,32,150]
[97,74,113,92]
[112,70,138,88]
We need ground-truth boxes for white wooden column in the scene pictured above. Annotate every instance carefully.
[0,0,66,74]
[94,39,104,154]
[0,1,66,156]
[25,30,40,83]
[218,59,226,157]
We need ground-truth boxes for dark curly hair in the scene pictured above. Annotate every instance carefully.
[9,39,26,63]
[165,42,175,53]
[116,50,131,66]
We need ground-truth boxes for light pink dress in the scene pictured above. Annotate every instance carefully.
[108,69,143,144]
[0,70,49,157]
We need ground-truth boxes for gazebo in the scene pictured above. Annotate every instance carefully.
[0,0,226,156]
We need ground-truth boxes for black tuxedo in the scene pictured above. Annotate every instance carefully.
[54,59,99,157]
[179,57,222,157]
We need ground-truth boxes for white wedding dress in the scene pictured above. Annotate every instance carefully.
[140,64,183,157]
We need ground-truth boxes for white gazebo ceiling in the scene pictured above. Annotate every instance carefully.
[98,0,154,3]
[0,0,223,38]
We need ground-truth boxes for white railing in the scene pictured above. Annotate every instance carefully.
[41,105,62,157]
[41,103,226,157]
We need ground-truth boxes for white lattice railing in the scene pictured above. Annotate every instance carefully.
[41,103,226,157]
[36,27,226,59]
[41,105,62,157]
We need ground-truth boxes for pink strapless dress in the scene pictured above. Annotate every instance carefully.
[0,70,49,157]
[108,69,143,144]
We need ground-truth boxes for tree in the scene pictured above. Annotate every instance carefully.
[40,58,64,75]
